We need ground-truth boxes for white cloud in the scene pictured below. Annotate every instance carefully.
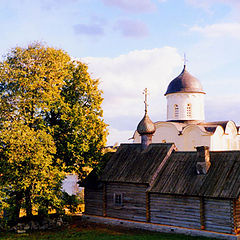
[81,47,182,145]
[107,127,133,146]
[83,47,181,118]
[101,0,156,13]
[191,23,240,39]
[186,0,240,11]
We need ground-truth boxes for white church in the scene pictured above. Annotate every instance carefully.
[134,65,240,151]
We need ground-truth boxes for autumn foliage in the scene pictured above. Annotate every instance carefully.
[0,43,107,222]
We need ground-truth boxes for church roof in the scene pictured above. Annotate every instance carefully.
[101,143,175,184]
[151,120,235,135]
[137,113,156,135]
[199,121,229,133]
[150,150,240,199]
[165,65,205,95]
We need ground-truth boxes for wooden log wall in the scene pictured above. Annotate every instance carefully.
[84,187,103,216]
[150,194,201,229]
[204,198,232,233]
[234,198,240,232]
[106,182,147,222]
[84,183,235,234]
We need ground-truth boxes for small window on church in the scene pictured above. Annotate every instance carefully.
[114,193,123,206]
[187,104,192,118]
[174,104,179,118]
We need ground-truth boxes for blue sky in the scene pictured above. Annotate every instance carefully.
[1,0,240,145]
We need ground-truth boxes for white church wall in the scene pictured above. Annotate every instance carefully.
[152,122,181,148]
[166,93,205,121]
[182,125,211,151]
[134,123,211,151]
[210,122,240,151]
[134,122,184,150]
[223,121,238,150]
[225,121,238,136]
[210,126,224,151]
[133,121,240,151]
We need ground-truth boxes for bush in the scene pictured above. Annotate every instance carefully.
[62,192,82,214]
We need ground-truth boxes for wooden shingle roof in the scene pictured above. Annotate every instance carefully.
[101,143,175,184]
[150,151,240,199]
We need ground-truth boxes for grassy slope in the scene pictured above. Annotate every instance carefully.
[0,219,216,240]
[0,230,216,240]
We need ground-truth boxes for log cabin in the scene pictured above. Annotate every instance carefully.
[83,66,240,239]
[83,141,240,239]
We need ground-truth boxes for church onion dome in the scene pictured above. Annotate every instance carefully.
[165,65,205,95]
[137,113,156,135]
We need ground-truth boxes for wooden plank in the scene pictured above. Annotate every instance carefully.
[146,192,150,222]
[220,161,240,198]
[85,188,103,216]
[101,143,174,184]
[200,197,205,230]
[234,198,240,232]
[204,198,233,234]
[106,183,147,222]
[149,194,201,229]
[103,182,106,217]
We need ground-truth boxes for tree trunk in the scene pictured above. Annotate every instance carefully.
[6,191,23,225]
[13,191,23,222]
[25,189,33,219]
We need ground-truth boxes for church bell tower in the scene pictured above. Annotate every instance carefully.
[165,65,205,123]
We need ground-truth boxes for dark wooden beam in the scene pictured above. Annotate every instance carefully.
[146,192,150,222]
[103,183,107,217]
[200,197,205,230]
[232,199,236,233]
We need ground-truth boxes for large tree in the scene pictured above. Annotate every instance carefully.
[46,61,107,179]
[0,43,70,126]
[0,42,107,219]
[0,42,107,175]
[0,121,64,220]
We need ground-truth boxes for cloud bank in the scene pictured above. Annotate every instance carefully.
[81,47,182,145]
[191,23,240,39]
[186,0,240,11]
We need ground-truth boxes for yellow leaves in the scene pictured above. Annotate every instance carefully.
[0,42,108,188]
[0,120,56,174]
[1,42,71,124]
[0,119,65,212]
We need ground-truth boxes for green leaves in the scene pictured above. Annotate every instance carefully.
[48,59,108,179]
[0,42,107,220]
[0,121,65,218]
[0,42,71,126]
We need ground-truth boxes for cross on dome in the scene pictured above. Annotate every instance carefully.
[137,87,156,138]
[183,53,188,67]
[143,88,149,114]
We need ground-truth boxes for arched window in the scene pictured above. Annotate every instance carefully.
[174,104,179,118]
[187,104,192,118]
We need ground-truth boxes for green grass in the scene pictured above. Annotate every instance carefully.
[0,227,216,240]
